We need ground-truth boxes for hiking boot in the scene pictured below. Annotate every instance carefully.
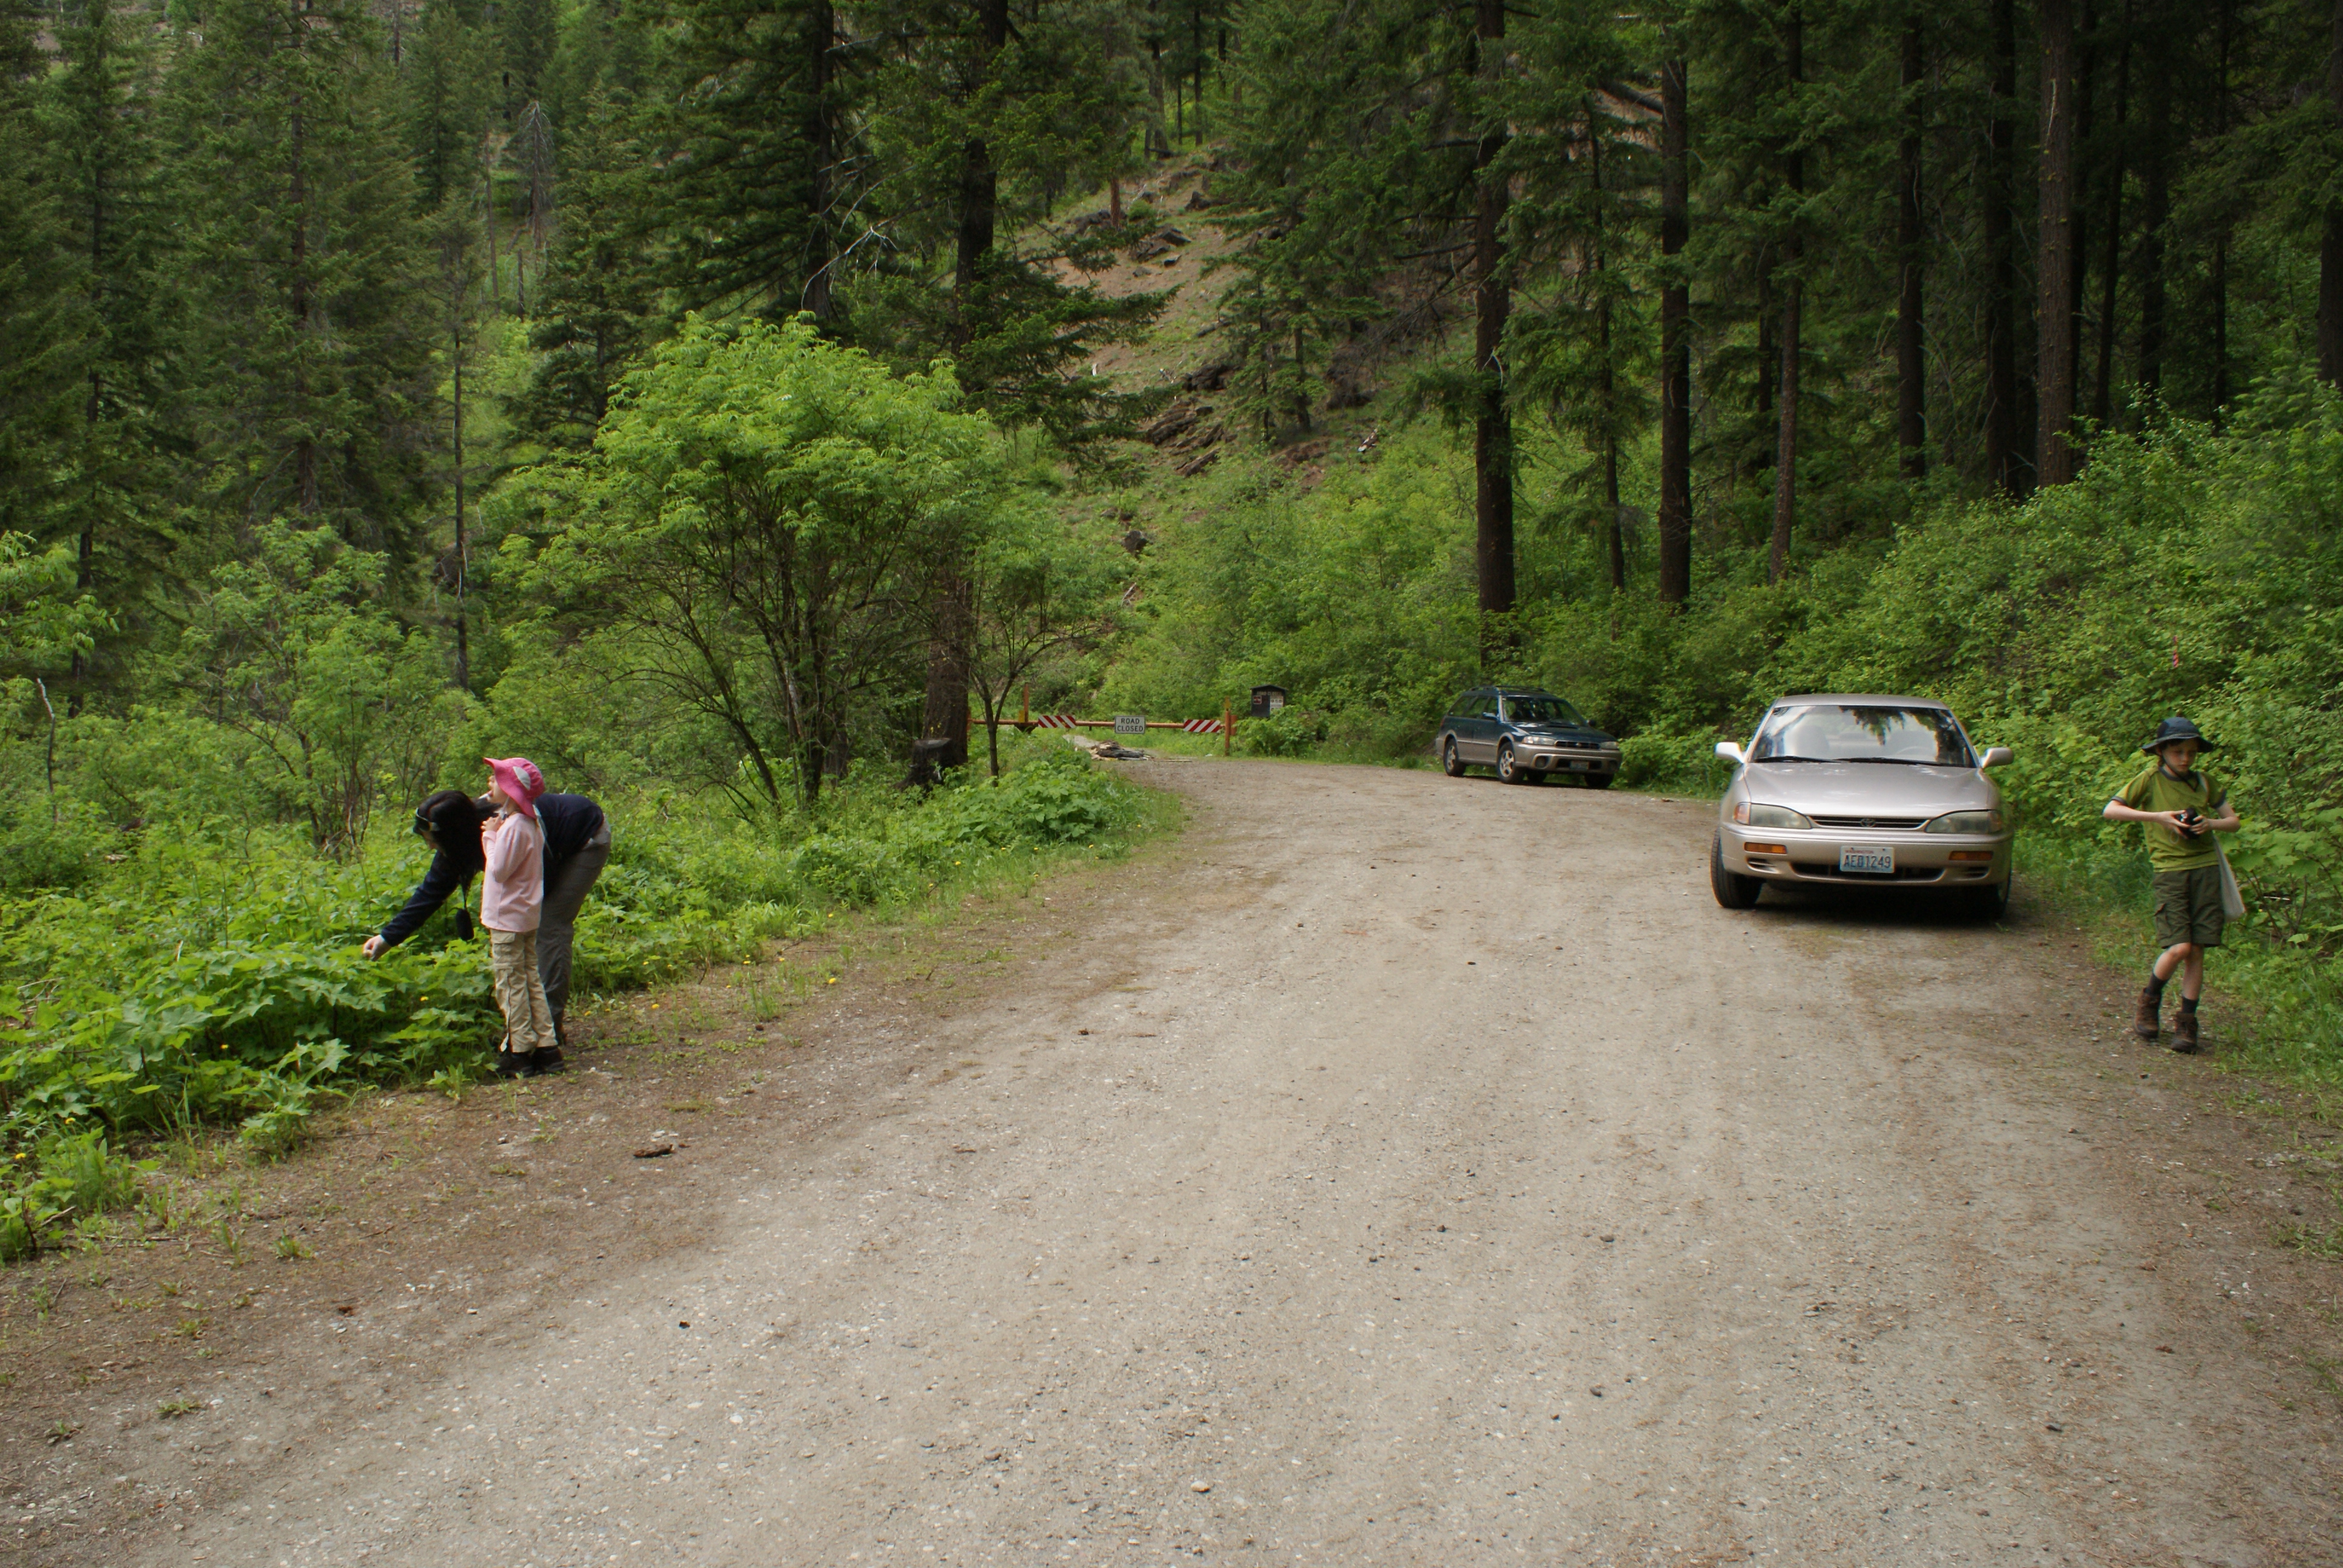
[532,1047,567,1076]
[490,1048,539,1079]
[2133,986,2163,1040]
[2171,1010,2200,1054]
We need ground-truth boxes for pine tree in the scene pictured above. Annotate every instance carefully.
[499,0,558,122]
[171,0,437,557]
[643,0,849,321]
[0,0,76,544]
[42,0,184,697]
[402,1,493,213]
[508,92,655,451]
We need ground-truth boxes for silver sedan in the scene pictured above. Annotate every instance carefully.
[1709,694,2015,917]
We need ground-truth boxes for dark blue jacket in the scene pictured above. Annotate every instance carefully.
[536,793,608,872]
[379,794,605,949]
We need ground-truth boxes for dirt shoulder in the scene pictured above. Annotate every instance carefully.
[5,759,2341,1566]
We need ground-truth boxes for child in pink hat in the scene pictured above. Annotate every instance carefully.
[480,756,555,1076]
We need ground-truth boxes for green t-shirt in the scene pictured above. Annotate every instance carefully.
[2114,765,2229,871]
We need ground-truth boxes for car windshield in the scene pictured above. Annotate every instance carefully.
[1748,704,1974,766]
[1501,695,1586,726]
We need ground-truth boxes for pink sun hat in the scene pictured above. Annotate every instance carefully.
[483,756,547,819]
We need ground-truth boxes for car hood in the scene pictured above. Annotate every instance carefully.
[1740,761,1994,815]
[1515,725,1615,744]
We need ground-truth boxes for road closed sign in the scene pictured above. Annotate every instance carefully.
[1113,714,1147,736]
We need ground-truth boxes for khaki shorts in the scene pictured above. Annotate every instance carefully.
[2153,865,2225,950]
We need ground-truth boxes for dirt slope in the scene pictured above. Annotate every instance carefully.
[10,760,2342,1566]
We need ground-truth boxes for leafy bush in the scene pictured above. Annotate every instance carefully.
[1238,710,1326,757]
[0,751,1147,1168]
[0,822,99,891]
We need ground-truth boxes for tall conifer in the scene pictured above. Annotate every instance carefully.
[171,0,436,556]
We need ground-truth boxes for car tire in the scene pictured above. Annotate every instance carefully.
[1967,874,2013,922]
[1710,832,1761,909]
[1587,772,1616,789]
[1441,737,1467,777]
[1496,742,1523,783]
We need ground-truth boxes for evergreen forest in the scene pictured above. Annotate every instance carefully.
[4,0,2343,1202]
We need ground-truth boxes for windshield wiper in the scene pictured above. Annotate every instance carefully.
[1755,754,1832,763]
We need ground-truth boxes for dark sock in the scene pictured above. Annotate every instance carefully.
[2146,973,2168,1002]
[2180,995,2198,1015]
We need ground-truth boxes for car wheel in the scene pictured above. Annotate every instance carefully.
[1967,874,2013,922]
[1496,742,1523,783]
[1587,772,1616,789]
[1441,737,1467,777]
[1710,832,1761,910]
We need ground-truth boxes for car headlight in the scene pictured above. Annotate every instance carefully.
[1922,809,2004,834]
[1732,802,1814,830]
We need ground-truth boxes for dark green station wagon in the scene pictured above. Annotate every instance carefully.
[1436,687,1622,786]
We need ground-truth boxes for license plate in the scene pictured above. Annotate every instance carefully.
[1840,844,1895,875]
[1568,759,1587,770]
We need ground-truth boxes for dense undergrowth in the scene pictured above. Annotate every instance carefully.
[1104,381,2343,1085]
[0,743,1144,1257]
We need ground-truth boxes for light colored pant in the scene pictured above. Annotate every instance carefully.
[538,827,611,1038]
[490,929,555,1056]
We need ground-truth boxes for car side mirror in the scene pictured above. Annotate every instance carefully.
[1714,741,1746,765]
[1980,746,2013,769]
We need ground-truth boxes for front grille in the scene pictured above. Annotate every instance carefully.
[1809,815,1927,830]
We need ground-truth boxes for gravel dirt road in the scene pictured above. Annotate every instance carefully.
[31,760,2343,1565]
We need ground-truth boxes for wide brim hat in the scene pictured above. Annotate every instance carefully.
[483,756,547,818]
[2140,716,2216,755]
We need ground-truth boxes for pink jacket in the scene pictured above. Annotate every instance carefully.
[479,811,544,933]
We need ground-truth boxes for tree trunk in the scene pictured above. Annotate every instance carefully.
[2065,1,2094,423]
[1593,121,1623,592]
[1657,56,1692,607]
[483,140,500,316]
[2138,56,2169,397]
[2323,0,2343,385]
[2210,0,2232,415]
[2035,0,2079,488]
[291,87,317,516]
[452,313,469,691]
[1768,10,1802,586]
[2091,4,2132,428]
[1984,0,2021,495]
[1147,34,1165,157]
[804,0,836,321]
[1896,17,1925,480]
[1193,7,1205,142]
[952,0,1007,310]
[1471,0,1514,630]
[919,572,974,772]
[924,0,1009,773]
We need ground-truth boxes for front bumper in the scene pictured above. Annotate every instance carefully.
[1717,823,2011,887]
[1516,743,1619,776]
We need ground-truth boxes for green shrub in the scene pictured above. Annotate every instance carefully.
[1616,731,1735,794]
[0,750,1150,1172]
[1238,710,1325,757]
[0,823,98,891]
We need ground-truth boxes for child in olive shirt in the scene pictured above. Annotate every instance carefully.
[2102,717,2240,1053]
